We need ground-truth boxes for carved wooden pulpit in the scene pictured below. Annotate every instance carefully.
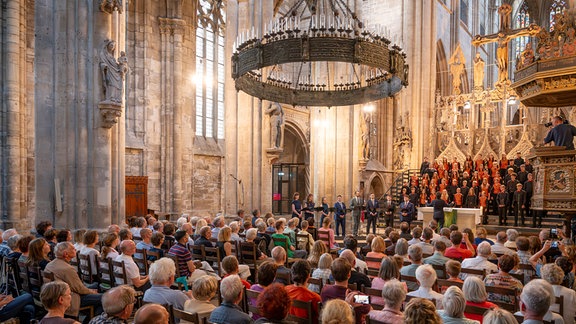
[529,146,576,212]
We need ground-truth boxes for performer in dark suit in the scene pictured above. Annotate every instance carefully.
[496,186,508,226]
[382,194,396,228]
[350,191,364,236]
[399,195,415,226]
[334,195,347,236]
[427,191,451,229]
[366,193,379,235]
[512,183,526,227]
[524,173,535,227]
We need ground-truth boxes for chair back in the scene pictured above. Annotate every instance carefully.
[3,256,22,294]
[431,264,447,279]
[146,249,162,262]
[189,244,206,261]
[204,247,221,276]
[317,231,331,249]
[464,304,491,317]
[286,299,313,324]
[307,277,323,293]
[366,317,387,324]
[276,271,291,284]
[400,274,418,292]
[244,289,262,316]
[362,286,384,310]
[17,260,30,294]
[41,270,54,282]
[485,285,518,312]
[173,308,199,324]
[460,268,485,279]
[26,265,44,301]
[436,279,463,292]
[296,233,310,252]
[78,253,97,284]
[112,260,129,285]
[98,257,115,290]
[364,256,383,270]
[133,248,149,275]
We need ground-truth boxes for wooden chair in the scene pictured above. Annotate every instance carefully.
[400,274,418,292]
[245,289,262,316]
[431,264,447,279]
[404,295,436,308]
[112,260,129,286]
[366,268,379,278]
[3,256,22,294]
[240,242,261,280]
[188,244,206,261]
[509,272,524,282]
[436,279,463,292]
[41,270,54,283]
[78,253,98,284]
[403,260,411,267]
[276,271,292,284]
[17,260,30,294]
[26,265,44,304]
[307,277,323,293]
[362,286,384,310]
[364,256,383,270]
[146,249,162,263]
[271,236,297,265]
[485,285,518,312]
[317,230,339,252]
[173,308,200,324]
[366,317,387,324]
[70,251,81,277]
[286,299,313,324]
[464,304,492,317]
[133,248,149,275]
[98,257,115,291]
[296,233,311,253]
[347,282,358,291]
[204,247,222,276]
[460,268,485,279]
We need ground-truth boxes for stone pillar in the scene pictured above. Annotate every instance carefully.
[2,0,23,229]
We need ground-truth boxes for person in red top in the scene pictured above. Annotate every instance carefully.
[479,191,488,224]
[453,188,463,208]
[444,231,475,260]
[221,255,251,290]
[285,260,321,323]
[462,276,497,323]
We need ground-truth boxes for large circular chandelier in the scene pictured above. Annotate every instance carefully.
[231,0,409,107]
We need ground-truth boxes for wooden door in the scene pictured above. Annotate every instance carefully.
[125,176,148,221]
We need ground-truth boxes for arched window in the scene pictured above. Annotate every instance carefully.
[196,0,226,139]
[550,0,567,31]
[512,1,531,70]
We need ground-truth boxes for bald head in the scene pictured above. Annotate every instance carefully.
[120,240,136,255]
[340,249,357,267]
[271,246,286,264]
[134,304,169,324]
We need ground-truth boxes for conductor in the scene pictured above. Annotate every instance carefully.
[544,116,576,150]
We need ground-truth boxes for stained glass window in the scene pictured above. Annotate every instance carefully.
[196,0,226,139]
[460,0,469,26]
[550,0,567,31]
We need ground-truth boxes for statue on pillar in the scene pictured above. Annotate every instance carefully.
[100,40,128,105]
[266,102,284,150]
[360,111,371,160]
[449,45,465,95]
[473,52,485,89]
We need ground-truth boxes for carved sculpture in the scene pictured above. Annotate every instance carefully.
[516,42,535,70]
[100,0,123,14]
[100,40,128,104]
[449,46,465,95]
[265,102,285,149]
[473,52,485,89]
[361,111,371,160]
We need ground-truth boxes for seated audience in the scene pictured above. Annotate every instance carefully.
[516,279,557,323]
[271,246,291,285]
[368,279,405,324]
[318,217,338,249]
[147,232,165,261]
[504,229,518,249]
[249,261,278,320]
[404,298,441,324]
[285,260,321,322]
[222,255,251,289]
[272,220,307,258]
[101,233,120,260]
[484,254,523,304]
[135,228,153,258]
[371,256,405,306]
[341,249,371,288]
[438,227,453,248]
[309,253,332,293]
[408,264,443,307]
[134,303,170,324]
[394,238,410,262]
[462,276,497,322]
[400,245,423,291]
[385,231,400,255]
[114,240,150,291]
[143,257,190,311]
[73,229,86,251]
[541,264,574,324]
[445,231,474,260]
[209,275,252,324]
[297,220,315,252]
[0,229,18,257]
[366,236,387,269]
[245,228,267,260]
[184,275,218,316]
[424,241,450,266]
[17,235,34,263]
[482,308,517,324]
[218,229,251,279]
[26,237,51,270]
[461,242,498,279]
[417,227,435,255]
[254,283,291,324]
[79,230,100,282]
[45,242,103,317]
[438,286,480,324]
[474,227,494,246]
[399,222,412,240]
[56,229,72,243]
[39,281,76,324]
[321,299,354,324]
[490,232,515,256]
[408,227,422,245]
[341,236,367,273]
[89,285,136,324]
[307,240,328,268]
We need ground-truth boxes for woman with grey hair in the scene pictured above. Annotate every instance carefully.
[371,256,406,306]
[184,275,218,316]
[39,281,78,323]
[504,229,518,249]
[368,279,405,324]
[394,238,409,262]
[541,264,575,324]
[438,286,479,323]
[483,308,518,324]
[462,276,496,322]
[309,253,332,293]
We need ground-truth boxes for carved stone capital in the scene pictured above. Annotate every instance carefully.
[100,0,123,14]
[99,102,123,128]
[158,17,186,36]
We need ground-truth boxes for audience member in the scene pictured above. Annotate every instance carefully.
[307,240,328,268]
[26,237,51,270]
[438,227,453,248]
[0,229,18,256]
[482,308,518,324]
[504,229,518,249]
[491,232,515,256]
[254,283,291,324]
[445,231,475,259]
[222,255,251,289]
[407,264,443,306]
[133,303,169,324]
[394,238,410,262]
[517,279,553,323]
[272,246,291,285]
[101,233,120,260]
[462,276,497,322]
[438,286,479,324]
[484,254,523,304]
[400,245,423,291]
[366,236,387,269]
[143,257,190,311]
[114,240,150,291]
[321,299,354,324]
[371,256,405,306]
[184,275,218,316]
[418,227,435,255]
[404,298,441,324]
[474,227,494,246]
[79,230,101,282]
[285,260,320,322]
[461,242,498,279]
[541,263,575,324]
[272,220,307,258]
[89,285,136,324]
[341,249,371,288]
[209,275,252,324]
[342,236,367,273]
[39,281,76,324]
[309,253,332,293]
[368,279,405,324]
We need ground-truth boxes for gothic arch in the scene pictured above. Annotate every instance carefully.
[436,40,450,96]
[367,173,386,198]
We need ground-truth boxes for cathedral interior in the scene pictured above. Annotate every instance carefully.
[1,0,576,232]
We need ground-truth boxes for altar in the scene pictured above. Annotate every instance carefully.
[418,207,482,232]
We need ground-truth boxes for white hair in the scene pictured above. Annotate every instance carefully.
[2,229,17,241]
[506,229,518,241]
[220,275,243,303]
[477,241,492,257]
[245,228,258,241]
[463,276,488,303]
[415,264,436,288]
[443,286,466,318]
[148,257,176,284]
[177,217,188,229]
[520,279,552,317]
[381,279,406,309]
[229,221,239,233]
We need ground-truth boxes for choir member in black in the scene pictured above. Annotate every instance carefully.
[366,193,379,235]
[460,180,470,203]
[382,194,396,228]
[303,194,315,222]
[447,178,459,201]
[291,192,302,222]
[408,187,419,206]
[465,187,478,208]
[334,195,347,236]
[496,186,508,226]
[320,197,329,226]
[512,183,526,227]
[399,195,415,226]
[428,191,452,229]
[506,173,519,217]
[513,152,524,172]
[524,173,536,227]
[517,164,528,184]
[524,159,534,174]
[420,157,430,176]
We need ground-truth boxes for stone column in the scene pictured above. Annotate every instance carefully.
[2,0,23,229]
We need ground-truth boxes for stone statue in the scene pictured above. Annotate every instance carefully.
[498,4,512,30]
[100,40,128,104]
[360,111,371,160]
[516,42,535,70]
[450,56,464,95]
[265,102,284,149]
[473,52,485,89]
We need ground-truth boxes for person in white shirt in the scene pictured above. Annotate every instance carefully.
[417,227,435,255]
[407,227,423,245]
[460,242,498,280]
[407,264,443,309]
[114,240,150,291]
[79,230,101,282]
[428,220,441,241]
[491,232,516,256]
[229,221,243,243]
[515,279,563,324]
[134,229,153,260]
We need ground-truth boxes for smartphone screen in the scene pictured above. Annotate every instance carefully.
[354,295,370,304]
[551,241,558,248]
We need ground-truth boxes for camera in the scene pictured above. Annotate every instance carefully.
[551,241,559,248]
[354,295,370,304]
[550,228,558,240]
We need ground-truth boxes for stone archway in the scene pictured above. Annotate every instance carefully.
[369,175,385,198]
